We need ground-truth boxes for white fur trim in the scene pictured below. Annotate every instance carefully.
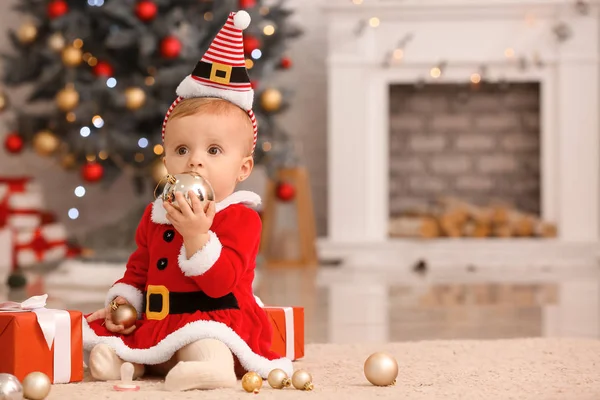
[8,192,44,210]
[176,75,254,111]
[82,318,293,378]
[7,215,42,230]
[233,10,251,30]
[151,191,262,225]
[105,283,144,316]
[254,295,264,307]
[178,231,222,276]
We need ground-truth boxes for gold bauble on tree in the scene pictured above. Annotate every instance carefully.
[33,130,60,156]
[0,90,7,112]
[62,45,82,67]
[150,158,167,183]
[17,22,38,44]
[124,87,146,110]
[61,153,77,170]
[48,32,66,52]
[364,352,398,387]
[22,371,51,400]
[260,88,282,112]
[241,371,263,393]
[56,85,79,112]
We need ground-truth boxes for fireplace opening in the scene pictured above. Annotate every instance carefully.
[388,82,556,239]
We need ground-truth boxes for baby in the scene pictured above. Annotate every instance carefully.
[83,11,293,391]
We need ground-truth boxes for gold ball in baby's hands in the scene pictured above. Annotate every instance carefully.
[241,371,262,393]
[363,352,398,386]
[291,369,313,391]
[22,371,51,400]
[161,172,215,212]
[111,302,137,329]
[267,368,291,389]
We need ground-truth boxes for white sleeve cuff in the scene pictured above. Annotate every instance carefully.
[104,283,144,315]
[178,230,222,277]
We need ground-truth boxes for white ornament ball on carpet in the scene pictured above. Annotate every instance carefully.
[364,352,398,387]
[234,10,251,30]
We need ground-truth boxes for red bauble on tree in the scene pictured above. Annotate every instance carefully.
[47,0,68,19]
[243,35,260,55]
[4,132,24,154]
[276,182,295,202]
[250,80,259,90]
[280,57,292,69]
[93,61,114,78]
[239,0,256,8]
[136,1,158,22]
[160,36,182,59]
[81,162,104,183]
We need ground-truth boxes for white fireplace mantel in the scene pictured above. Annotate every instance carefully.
[318,0,600,268]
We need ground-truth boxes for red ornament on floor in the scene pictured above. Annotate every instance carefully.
[4,132,24,154]
[93,61,114,78]
[81,162,104,183]
[239,0,256,8]
[160,36,182,59]
[243,35,260,55]
[136,1,158,22]
[276,182,295,202]
[47,0,68,19]
[280,57,292,69]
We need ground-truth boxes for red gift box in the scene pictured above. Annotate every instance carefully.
[0,295,84,383]
[14,223,68,268]
[263,306,304,360]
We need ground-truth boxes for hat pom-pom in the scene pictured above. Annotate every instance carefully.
[233,10,251,30]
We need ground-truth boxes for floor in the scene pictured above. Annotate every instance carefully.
[3,259,600,343]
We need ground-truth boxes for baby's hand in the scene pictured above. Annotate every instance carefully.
[164,191,216,240]
[86,296,137,335]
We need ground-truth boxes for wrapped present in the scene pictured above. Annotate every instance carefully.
[0,294,83,383]
[14,223,68,268]
[0,177,44,230]
[263,306,304,360]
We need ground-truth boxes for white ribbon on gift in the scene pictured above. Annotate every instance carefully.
[0,294,72,383]
[282,307,294,360]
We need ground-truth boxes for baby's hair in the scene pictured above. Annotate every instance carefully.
[165,97,254,155]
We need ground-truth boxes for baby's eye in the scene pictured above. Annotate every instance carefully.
[177,146,188,156]
[208,146,221,155]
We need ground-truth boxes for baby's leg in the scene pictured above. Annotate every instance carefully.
[164,339,237,391]
[88,344,145,381]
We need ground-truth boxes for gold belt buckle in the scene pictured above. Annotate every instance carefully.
[209,62,232,85]
[146,285,169,320]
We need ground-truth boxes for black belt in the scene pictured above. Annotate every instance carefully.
[192,61,250,84]
[142,285,239,320]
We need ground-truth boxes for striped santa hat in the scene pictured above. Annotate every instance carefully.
[162,10,257,151]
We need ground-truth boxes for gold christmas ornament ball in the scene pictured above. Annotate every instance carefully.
[61,153,77,170]
[124,87,146,110]
[0,91,7,112]
[110,302,138,329]
[17,22,38,44]
[48,32,66,52]
[33,130,60,156]
[56,86,79,112]
[267,368,291,389]
[161,172,215,212]
[0,373,23,400]
[363,352,398,387]
[62,46,82,67]
[22,371,51,400]
[260,88,282,112]
[291,369,314,391]
[241,371,263,393]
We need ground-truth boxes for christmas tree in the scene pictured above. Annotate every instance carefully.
[1,0,302,192]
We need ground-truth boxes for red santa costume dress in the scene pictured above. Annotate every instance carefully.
[82,10,293,379]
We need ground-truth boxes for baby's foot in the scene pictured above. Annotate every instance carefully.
[88,344,144,381]
[164,360,236,391]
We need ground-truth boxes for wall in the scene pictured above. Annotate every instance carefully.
[0,0,329,242]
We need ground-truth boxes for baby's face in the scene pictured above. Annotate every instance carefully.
[163,111,253,202]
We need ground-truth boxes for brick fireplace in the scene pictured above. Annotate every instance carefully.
[319,0,600,269]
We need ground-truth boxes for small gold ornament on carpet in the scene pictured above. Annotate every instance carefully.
[110,301,138,329]
[22,371,51,400]
[291,369,314,391]
[267,368,291,389]
[0,373,23,399]
[241,371,262,393]
[364,352,398,386]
